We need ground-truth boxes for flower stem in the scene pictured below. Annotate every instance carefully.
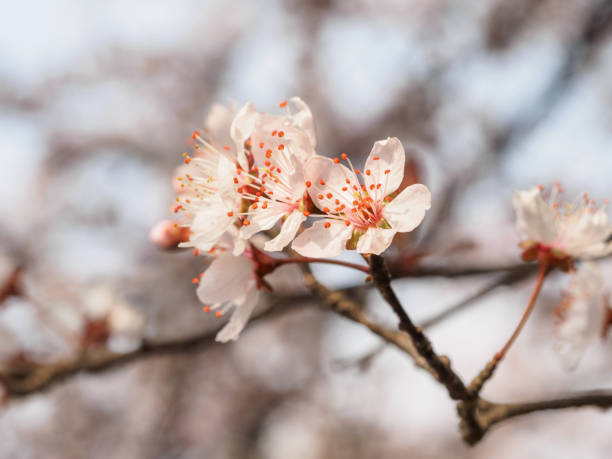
[494,261,550,363]
[278,257,370,274]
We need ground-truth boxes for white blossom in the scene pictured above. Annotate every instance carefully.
[292,137,431,257]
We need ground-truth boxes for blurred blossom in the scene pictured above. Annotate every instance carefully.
[555,262,606,371]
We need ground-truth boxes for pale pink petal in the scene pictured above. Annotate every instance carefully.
[289,96,316,148]
[264,210,307,251]
[556,263,604,370]
[180,198,233,251]
[239,204,286,240]
[215,290,259,343]
[363,137,405,198]
[230,102,259,170]
[292,220,353,258]
[304,156,358,213]
[197,254,255,305]
[512,187,557,244]
[383,184,431,232]
[356,227,397,255]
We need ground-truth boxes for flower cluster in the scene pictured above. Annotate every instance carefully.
[169,97,431,341]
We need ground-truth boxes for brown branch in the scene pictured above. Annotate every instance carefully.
[367,254,470,401]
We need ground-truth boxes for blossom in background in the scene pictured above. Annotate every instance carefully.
[513,185,612,263]
[555,262,606,370]
[292,137,431,257]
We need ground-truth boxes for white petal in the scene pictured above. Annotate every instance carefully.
[232,237,247,256]
[383,184,431,232]
[356,227,397,255]
[304,156,358,212]
[265,210,307,251]
[289,96,316,148]
[215,290,259,343]
[556,263,604,370]
[292,220,352,258]
[512,187,557,243]
[231,102,259,170]
[239,205,286,240]
[364,137,405,197]
[181,198,233,251]
[197,254,255,304]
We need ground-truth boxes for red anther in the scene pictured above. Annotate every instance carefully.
[345,221,351,226]
[369,184,375,190]
[252,203,258,209]
[373,156,380,160]
[345,178,350,184]
[278,144,285,150]
[215,311,222,318]
[352,200,358,206]
[272,130,277,136]
[237,187,243,193]
[323,207,330,212]
[303,210,310,216]
[277,168,282,174]
[278,131,285,137]
[191,130,200,140]
[324,222,331,228]
[259,142,264,148]
[326,193,333,199]
[305,181,312,188]
[365,169,371,176]
[233,177,239,184]
[333,157,340,164]
[320,179,325,185]
[385,196,391,202]
[246,139,252,147]
[266,150,272,158]
[243,219,251,226]
[193,249,199,256]
[355,169,361,175]
[192,277,199,284]
[317,194,324,199]
[262,202,268,209]
[335,199,340,205]
[376,184,381,189]
[203,306,211,313]
[384,169,390,174]
[224,145,230,151]
[265,160,271,166]
[173,205,183,213]
[341,153,347,160]
[279,99,287,107]
[342,187,348,191]
[184,158,191,164]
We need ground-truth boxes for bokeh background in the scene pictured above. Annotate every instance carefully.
[1,0,612,457]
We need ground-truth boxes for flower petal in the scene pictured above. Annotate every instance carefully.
[180,196,233,251]
[356,227,397,255]
[304,156,358,213]
[239,204,286,240]
[215,290,259,343]
[364,137,405,198]
[197,253,255,305]
[289,96,316,148]
[265,210,307,251]
[292,219,352,258]
[512,187,557,244]
[231,102,259,170]
[383,184,431,232]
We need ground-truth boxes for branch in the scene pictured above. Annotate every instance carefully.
[367,254,470,401]
[478,390,612,428]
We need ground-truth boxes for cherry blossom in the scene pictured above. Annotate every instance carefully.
[231,98,317,251]
[292,137,431,257]
[513,185,612,261]
[555,262,606,370]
